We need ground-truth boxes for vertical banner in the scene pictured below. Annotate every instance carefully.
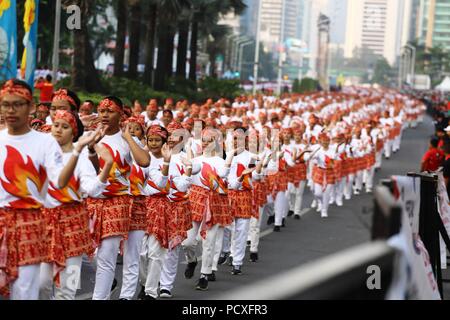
[20,0,39,87]
[0,0,17,81]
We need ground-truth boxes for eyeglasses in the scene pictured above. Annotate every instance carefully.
[0,101,29,111]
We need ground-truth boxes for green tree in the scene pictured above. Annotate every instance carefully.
[372,58,392,86]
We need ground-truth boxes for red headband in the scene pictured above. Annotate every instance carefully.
[166,121,183,134]
[54,110,78,138]
[146,125,168,139]
[126,115,145,129]
[52,89,77,109]
[0,80,33,102]
[98,98,123,115]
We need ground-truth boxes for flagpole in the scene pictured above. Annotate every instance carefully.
[52,0,62,84]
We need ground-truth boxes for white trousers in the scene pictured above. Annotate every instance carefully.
[274,191,288,226]
[92,236,121,300]
[354,170,364,191]
[119,230,145,300]
[212,227,225,272]
[334,178,345,204]
[139,234,167,298]
[10,264,41,300]
[393,133,402,152]
[182,221,201,264]
[384,140,393,158]
[375,151,382,169]
[313,183,334,215]
[363,167,375,191]
[39,256,83,300]
[160,246,180,292]
[249,207,264,253]
[288,181,306,215]
[200,224,220,275]
[231,218,251,267]
[344,174,355,200]
[181,222,221,275]
[221,224,233,254]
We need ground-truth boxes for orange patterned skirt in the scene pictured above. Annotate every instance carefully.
[146,195,188,250]
[267,171,288,197]
[366,152,376,169]
[333,160,343,180]
[129,195,147,231]
[87,196,132,251]
[228,190,253,219]
[189,185,232,227]
[42,202,92,264]
[312,166,336,186]
[252,180,267,218]
[0,208,46,297]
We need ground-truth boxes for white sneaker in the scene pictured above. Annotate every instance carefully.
[354,189,360,195]
[336,200,343,207]
[366,188,372,193]
[329,198,335,205]
[317,202,322,212]
[311,200,317,208]
[321,211,328,218]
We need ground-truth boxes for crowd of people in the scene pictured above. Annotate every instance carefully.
[0,78,426,300]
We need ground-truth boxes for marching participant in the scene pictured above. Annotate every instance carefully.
[89,96,150,300]
[39,111,113,300]
[159,122,193,298]
[291,127,308,219]
[227,128,262,275]
[138,125,174,300]
[118,115,154,301]
[0,79,93,299]
[182,128,234,291]
[307,132,336,218]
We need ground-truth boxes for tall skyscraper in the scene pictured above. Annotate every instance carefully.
[343,0,413,65]
[416,0,450,51]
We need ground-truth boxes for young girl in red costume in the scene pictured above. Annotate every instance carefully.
[183,127,235,291]
[138,125,173,300]
[88,96,150,300]
[39,110,113,300]
[0,79,94,300]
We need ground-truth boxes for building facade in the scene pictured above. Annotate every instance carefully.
[416,0,450,51]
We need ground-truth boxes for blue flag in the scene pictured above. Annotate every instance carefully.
[21,0,39,88]
[0,0,18,81]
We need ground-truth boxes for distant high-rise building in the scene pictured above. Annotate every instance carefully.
[416,0,450,51]
[343,0,413,65]
[328,0,348,45]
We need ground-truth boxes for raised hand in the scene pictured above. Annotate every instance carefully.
[122,122,133,141]
[161,143,172,162]
[77,129,99,150]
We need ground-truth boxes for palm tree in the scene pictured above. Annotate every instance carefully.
[63,0,104,92]
[154,0,191,91]
[143,2,158,86]
[206,24,231,78]
[113,0,127,77]
[189,0,246,82]
[127,0,142,79]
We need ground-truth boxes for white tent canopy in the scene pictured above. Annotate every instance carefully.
[436,76,450,92]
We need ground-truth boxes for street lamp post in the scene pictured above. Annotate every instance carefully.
[238,40,254,79]
[276,0,286,95]
[252,0,263,95]
[52,0,62,84]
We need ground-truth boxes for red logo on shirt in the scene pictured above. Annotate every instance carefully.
[100,143,131,197]
[48,176,80,203]
[1,146,47,209]
[200,162,228,193]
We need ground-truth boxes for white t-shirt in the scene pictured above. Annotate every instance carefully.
[0,130,64,209]
[191,155,230,194]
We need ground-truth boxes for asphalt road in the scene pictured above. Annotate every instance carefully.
[73,116,433,300]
